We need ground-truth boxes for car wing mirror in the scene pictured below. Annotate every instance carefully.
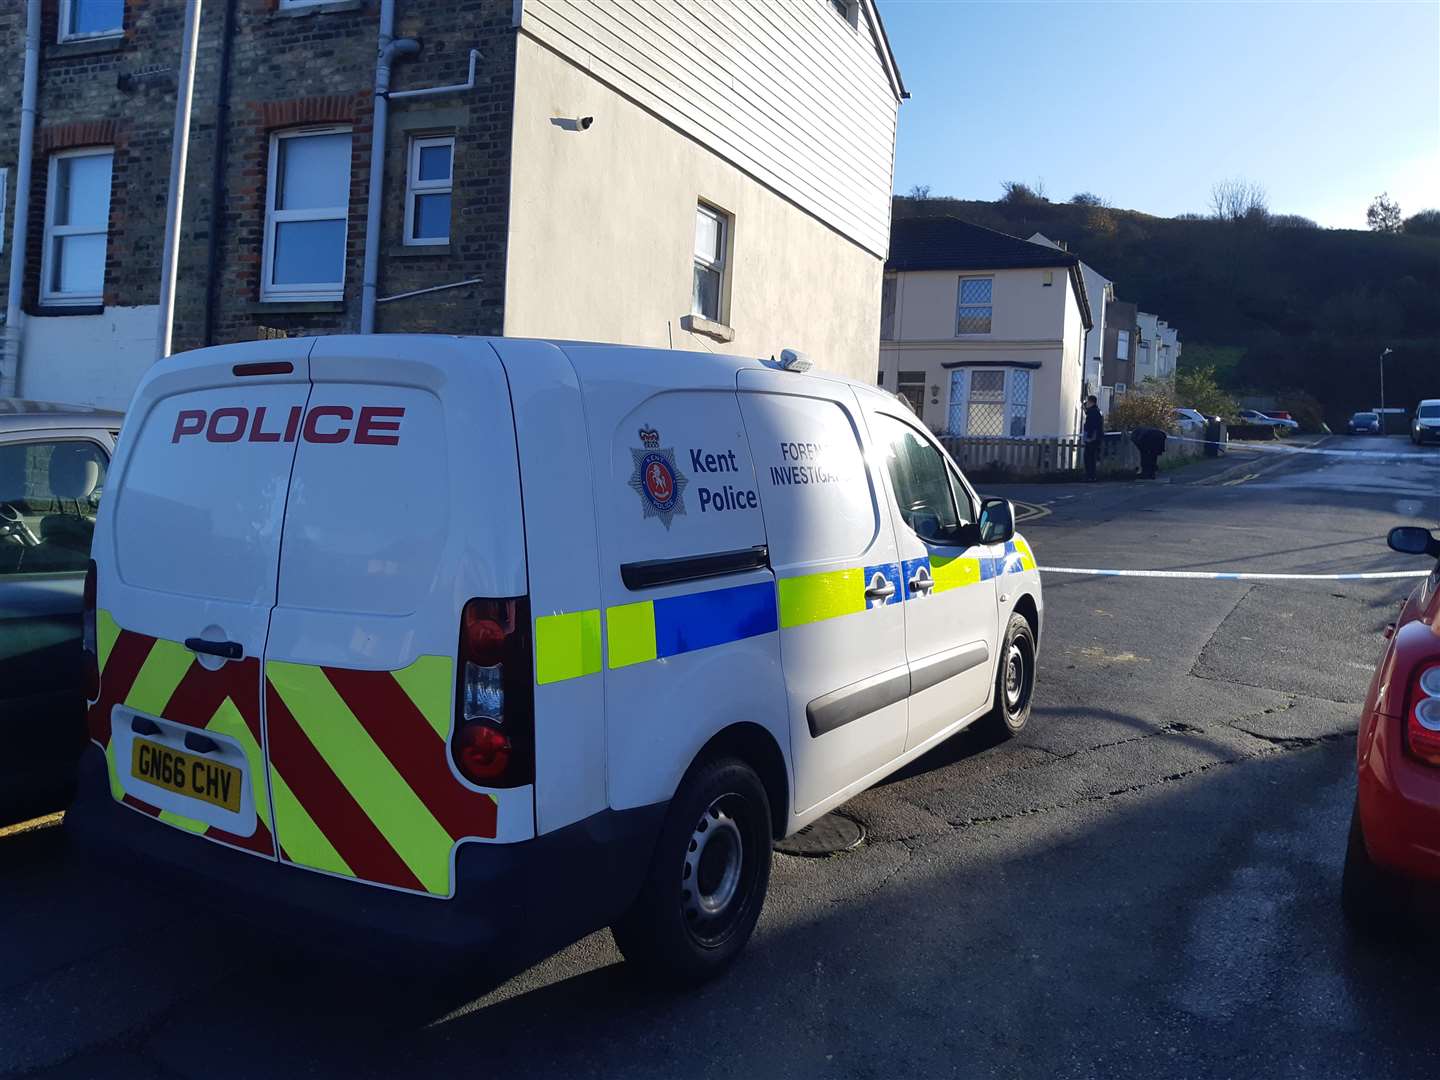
[1388,526,1440,558]
[978,497,1016,545]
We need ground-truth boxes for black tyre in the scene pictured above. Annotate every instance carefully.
[612,756,772,984]
[977,612,1036,740]
[1341,799,1409,937]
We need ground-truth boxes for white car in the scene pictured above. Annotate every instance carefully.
[1174,408,1210,433]
[1238,409,1298,430]
[70,335,1044,984]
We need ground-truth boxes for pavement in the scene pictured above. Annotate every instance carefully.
[3,435,1439,1079]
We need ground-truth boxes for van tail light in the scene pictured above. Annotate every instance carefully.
[82,559,99,702]
[1405,662,1440,767]
[451,597,534,788]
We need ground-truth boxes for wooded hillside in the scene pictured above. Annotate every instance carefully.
[893,196,1440,425]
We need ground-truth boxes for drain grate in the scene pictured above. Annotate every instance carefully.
[774,813,865,857]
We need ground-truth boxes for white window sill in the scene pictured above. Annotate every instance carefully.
[681,314,734,343]
[260,292,344,304]
[39,295,103,308]
[58,30,124,44]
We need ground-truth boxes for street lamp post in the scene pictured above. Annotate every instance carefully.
[1379,347,1393,433]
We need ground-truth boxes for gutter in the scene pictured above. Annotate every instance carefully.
[2,0,41,397]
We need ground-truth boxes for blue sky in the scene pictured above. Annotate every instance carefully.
[881,0,1439,228]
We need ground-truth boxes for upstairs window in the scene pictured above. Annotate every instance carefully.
[262,127,352,302]
[692,203,730,323]
[41,148,113,306]
[60,0,124,41]
[405,135,453,246]
[955,276,993,335]
[829,0,860,29]
[1116,329,1130,360]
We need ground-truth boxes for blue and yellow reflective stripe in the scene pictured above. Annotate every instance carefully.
[537,540,1036,683]
[608,581,777,669]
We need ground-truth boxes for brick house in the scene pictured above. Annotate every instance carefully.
[0,0,905,409]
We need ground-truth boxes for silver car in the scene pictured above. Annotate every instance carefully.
[0,400,122,822]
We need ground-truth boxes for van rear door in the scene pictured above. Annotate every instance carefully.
[263,337,529,899]
[89,340,315,859]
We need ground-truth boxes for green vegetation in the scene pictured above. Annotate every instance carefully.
[1174,366,1239,419]
[894,193,1440,425]
[1108,380,1177,432]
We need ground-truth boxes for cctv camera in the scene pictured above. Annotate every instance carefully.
[579,116,594,130]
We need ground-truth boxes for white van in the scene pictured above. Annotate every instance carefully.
[71,336,1042,983]
[1414,399,1440,445]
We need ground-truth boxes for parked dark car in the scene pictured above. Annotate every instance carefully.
[1347,412,1381,435]
[1,400,121,822]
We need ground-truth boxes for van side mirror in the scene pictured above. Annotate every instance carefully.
[1388,526,1440,558]
[978,497,1016,545]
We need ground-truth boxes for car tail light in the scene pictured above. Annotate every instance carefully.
[1404,662,1440,767]
[82,559,99,702]
[451,597,533,788]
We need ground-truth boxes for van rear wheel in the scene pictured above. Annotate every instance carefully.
[978,612,1036,740]
[611,756,772,984]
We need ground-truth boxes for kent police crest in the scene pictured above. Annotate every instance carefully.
[629,426,688,528]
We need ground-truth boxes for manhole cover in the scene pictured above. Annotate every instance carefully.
[774,813,865,857]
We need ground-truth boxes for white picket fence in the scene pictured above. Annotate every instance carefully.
[940,433,1204,477]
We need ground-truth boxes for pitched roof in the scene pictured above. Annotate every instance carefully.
[888,216,1079,272]
[886,216,1093,331]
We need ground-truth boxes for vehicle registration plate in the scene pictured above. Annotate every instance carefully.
[130,737,242,813]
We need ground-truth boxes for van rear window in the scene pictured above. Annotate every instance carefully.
[114,386,307,603]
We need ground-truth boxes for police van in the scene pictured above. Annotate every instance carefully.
[71,335,1042,983]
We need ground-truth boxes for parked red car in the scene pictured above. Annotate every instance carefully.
[1344,525,1440,930]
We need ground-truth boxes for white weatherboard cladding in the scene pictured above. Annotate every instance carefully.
[521,0,899,257]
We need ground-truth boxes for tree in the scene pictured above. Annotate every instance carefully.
[1209,178,1268,222]
[907,184,932,199]
[1000,179,1047,204]
[1070,192,1105,207]
[1270,214,1319,229]
[1174,366,1238,419]
[1366,193,1402,233]
[1402,208,1440,236]
[1107,379,1178,433]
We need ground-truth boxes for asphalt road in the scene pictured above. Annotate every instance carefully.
[3,436,1438,1079]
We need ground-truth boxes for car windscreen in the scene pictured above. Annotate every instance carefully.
[1354,413,1377,422]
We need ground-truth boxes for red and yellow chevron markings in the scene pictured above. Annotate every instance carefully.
[87,611,274,857]
[265,657,498,897]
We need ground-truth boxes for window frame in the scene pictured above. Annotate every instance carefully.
[691,201,731,323]
[404,133,454,247]
[1116,329,1130,360]
[261,125,353,303]
[0,433,111,579]
[58,0,125,43]
[954,275,994,336]
[828,0,860,29]
[895,369,926,418]
[40,146,114,307]
[0,167,7,256]
[277,0,332,9]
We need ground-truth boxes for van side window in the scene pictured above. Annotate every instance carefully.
[0,439,108,575]
[872,414,970,543]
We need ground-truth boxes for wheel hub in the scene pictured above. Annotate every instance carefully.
[1004,644,1025,708]
[683,800,744,921]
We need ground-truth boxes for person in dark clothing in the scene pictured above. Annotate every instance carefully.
[1130,426,1168,479]
[1082,396,1104,481]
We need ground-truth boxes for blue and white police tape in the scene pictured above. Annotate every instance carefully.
[1169,435,1440,462]
[1037,566,1431,581]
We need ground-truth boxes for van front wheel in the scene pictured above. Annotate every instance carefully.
[978,612,1036,740]
[612,756,772,984]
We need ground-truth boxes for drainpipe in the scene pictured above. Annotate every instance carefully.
[202,0,239,348]
[2,0,41,397]
[360,0,420,334]
[156,0,204,360]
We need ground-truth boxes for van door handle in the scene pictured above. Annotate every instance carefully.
[864,581,896,601]
[184,638,244,660]
[907,575,934,594]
